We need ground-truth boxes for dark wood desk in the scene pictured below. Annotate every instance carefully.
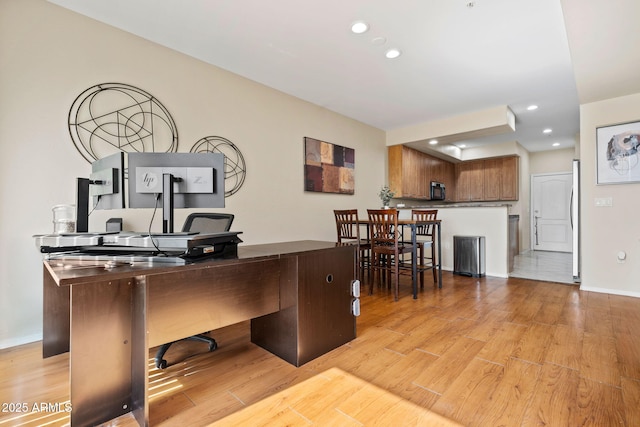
[359,219,442,298]
[42,241,356,426]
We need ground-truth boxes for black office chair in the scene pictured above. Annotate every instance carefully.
[154,212,235,369]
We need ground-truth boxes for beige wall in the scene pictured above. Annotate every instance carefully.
[529,148,575,174]
[0,0,386,348]
[579,93,640,296]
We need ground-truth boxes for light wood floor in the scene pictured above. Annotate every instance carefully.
[2,272,640,426]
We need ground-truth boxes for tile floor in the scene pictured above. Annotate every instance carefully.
[509,249,576,284]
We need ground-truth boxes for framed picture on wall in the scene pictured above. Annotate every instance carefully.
[596,120,640,184]
[304,137,355,194]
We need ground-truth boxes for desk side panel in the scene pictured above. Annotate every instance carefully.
[132,276,149,427]
[296,245,356,365]
[42,265,70,358]
[70,278,134,426]
[147,258,280,347]
[250,256,299,365]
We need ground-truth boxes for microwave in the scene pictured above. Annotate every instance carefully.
[430,181,446,200]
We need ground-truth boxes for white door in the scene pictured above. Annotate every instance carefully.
[531,173,573,252]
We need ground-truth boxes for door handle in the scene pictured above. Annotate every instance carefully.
[534,216,540,246]
[570,190,574,229]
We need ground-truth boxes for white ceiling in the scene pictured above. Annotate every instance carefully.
[47,0,640,153]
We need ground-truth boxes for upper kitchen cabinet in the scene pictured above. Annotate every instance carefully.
[455,160,484,201]
[484,155,519,201]
[388,146,454,200]
[389,145,517,202]
[430,156,455,200]
[499,156,519,200]
[389,145,426,199]
[483,158,502,201]
[455,155,519,202]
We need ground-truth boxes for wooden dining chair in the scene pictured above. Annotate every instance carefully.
[411,209,438,286]
[333,209,370,280]
[367,208,417,301]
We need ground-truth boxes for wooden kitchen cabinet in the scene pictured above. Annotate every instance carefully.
[455,155,518,201]
[483,155,519,201]
[455,160,484,201]
[455,162,470,201]
[431,156,455,200]
[500,156,519,200]
[389,145,412,198]
[469,161,484,200]
[483,158,502,200]
[389,146,517,202]
[389,145,455,200]
[388,145,429,199]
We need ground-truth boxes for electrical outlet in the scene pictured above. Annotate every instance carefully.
[594,197,613,207]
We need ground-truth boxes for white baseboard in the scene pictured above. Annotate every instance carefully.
[579,285,640,299]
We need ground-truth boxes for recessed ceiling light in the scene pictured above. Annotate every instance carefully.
[429,139,438,145]
[371,36,387,46]
[543,128,552,134]
[385,48,402,59]
[527,105,538,111]
[552,142,560,147]
[351,21,369,34]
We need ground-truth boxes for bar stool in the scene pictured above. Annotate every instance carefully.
[367,208,418,301]
[333,209,370,280]
[411,209,438,286]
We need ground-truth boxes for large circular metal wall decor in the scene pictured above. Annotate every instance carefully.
[68,83,178,163]
[191,136,246,197]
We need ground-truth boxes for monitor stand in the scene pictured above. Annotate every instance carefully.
[76,178,90,233]
[162,173,177,234]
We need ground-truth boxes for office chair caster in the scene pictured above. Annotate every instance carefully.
[154,338,218,369]
[156,358,168,370]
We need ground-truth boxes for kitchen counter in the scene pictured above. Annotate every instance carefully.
[394,202,513,209]
[396,205,510,278]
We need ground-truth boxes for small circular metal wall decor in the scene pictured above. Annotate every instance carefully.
[68,83,179,163]
[191,136,246,197]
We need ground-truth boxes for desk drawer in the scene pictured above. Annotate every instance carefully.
[146,258,280,347]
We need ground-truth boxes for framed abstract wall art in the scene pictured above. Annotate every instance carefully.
[596,120,640,184]
[304,137,355,194]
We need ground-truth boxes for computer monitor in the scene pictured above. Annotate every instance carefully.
[127,152,225,233]
[90,152,126,210]
[76,152,126,232]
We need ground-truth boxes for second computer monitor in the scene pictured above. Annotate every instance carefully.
[127,152,225,209]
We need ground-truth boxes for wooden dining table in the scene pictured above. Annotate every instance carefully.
[359,218,442,299]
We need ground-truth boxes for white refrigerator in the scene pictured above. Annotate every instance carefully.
[572,159,580,281]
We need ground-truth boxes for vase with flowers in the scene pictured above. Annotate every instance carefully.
[379,185,395,208]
